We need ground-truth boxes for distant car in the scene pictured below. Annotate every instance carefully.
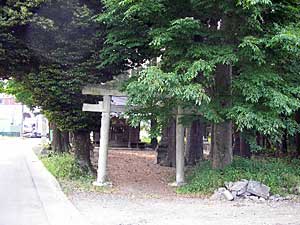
[23,124,32,134]
[23,131,41,138]
[23,126,41,138]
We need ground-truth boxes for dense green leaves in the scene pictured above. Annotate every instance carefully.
[0,0,46,78]
[1,0,300,149]
[1,79,34,107]
[100,0,300,141]
[0,0,114,132]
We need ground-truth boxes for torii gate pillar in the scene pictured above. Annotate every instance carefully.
[175,106,185,185]
[82,85,126,187]
[93,95,112,186]
[169,106,186,187]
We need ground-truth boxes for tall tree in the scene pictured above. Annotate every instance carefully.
[1,0,121,173]
[0,0,46,79]
[185,119,204,166]
[100,0,300,169]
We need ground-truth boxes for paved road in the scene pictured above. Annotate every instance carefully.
[0,138,89,225]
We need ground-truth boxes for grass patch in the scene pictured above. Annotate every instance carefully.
[140,136,151,144]
[178,157,300,196]
[41,153,113,194]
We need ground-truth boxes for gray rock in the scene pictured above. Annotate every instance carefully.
[211,188,225,200]
[231,191,237,199]
[240,191,251,198]
[224,181,234,190]
[222,190,234,201]
[249,196,259,201]
[259,197,266,202]
[210,193,222,200]
[295,186,300,195]
[218,187,227,192]
[285,195,297,200]
[247,180,270,199]
[269,194,281,201]
[211,188,234,201]
[229,180,248,196]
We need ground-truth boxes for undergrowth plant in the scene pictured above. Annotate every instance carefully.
[178,157,300,196]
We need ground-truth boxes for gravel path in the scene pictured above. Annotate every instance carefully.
[70,192,300,225]
[70,149,300,225]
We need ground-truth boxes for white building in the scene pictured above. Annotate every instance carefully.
[0,94,23,136]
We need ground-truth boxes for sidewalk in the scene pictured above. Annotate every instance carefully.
[26,141,91,225]
[0,138,91,225]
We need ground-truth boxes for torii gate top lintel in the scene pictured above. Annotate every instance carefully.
[82,73,129,97]
[82,84,127,113]
[82,84,126,97]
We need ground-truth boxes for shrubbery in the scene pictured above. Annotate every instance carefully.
[178,157,300,196]
[41,153,94,181]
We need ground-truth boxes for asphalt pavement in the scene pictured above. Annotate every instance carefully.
[0,138,90,225]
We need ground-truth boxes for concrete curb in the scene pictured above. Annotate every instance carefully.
[26,145,92,225]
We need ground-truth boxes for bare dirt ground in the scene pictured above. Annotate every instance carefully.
[69,148,300,225]
[91,148,175,197]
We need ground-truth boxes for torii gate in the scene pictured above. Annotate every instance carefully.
[82,84,185,187]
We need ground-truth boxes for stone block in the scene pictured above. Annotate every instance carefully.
[229,180,249,196]
[247,180,270,199]
[222,190,234,201]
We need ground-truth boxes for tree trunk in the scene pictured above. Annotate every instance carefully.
[233,132,251,158]
[51,122,62,152]
[156,118,176,167]
[50,123,70,153]
[266,139,272,149]
[185,119,203,165]
[281,129,288,154]
[72,130,95,175]
[211,64,233,169]
[61,131,71,152]
[167,118,176,167]
[233,131,240,156]
[295,110,300,156]
[156,126,169,165]
[256,132,261,146]
[240,135,251,158]
[212,122,233,169]
[150,119,158,149]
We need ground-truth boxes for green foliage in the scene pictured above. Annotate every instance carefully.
[2,0,300,154]
[0,0,46,78]
[268,23,300,57]
[237,0,272,8]
[1,79,34,107]
[41,153,94,180]
[41,153,114,193]
[98,0,300,140]
[0,0,45,28]
[178,157,300,196]
[238,36,266,64]
[1,0,118,133]
[0,81,4,93]
[229,66,300,139]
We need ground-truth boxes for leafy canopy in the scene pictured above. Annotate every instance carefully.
[100,0,300,140]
